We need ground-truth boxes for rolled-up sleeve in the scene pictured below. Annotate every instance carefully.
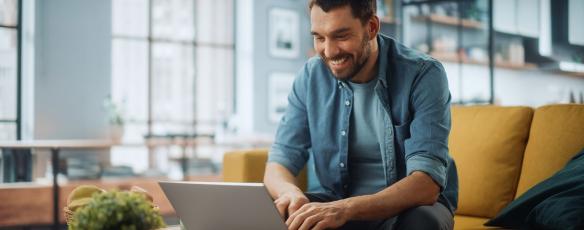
[405,61,451,190]
[267,64,311,176]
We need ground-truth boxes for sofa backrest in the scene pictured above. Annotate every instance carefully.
[449,106,533,218]
[515,104,584,197]
[223,149,307,190]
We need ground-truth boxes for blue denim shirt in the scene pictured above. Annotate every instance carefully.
[268,34,458,213]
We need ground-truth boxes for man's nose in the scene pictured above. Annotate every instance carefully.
[324,40,340,59]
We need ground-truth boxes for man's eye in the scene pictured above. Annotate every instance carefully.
[315,37,325,42]
[336,35,348,40]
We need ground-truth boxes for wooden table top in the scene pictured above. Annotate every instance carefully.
[0,139,115,149]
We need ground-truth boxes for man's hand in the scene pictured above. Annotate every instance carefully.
[286,200,350,230]
[274,190,310,220]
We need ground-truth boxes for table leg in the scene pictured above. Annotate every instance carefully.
[51,148,60,230]
[181,144,188,180]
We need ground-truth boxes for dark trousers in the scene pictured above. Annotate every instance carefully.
[305,192,454,230]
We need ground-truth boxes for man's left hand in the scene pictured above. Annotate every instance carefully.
[285,200,350,230]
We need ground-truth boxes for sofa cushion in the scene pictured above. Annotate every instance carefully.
[449,106,533,218]
[515,104,584,197]
[486,149,584,229]
[453,215,493,230]
[223,149,270,183]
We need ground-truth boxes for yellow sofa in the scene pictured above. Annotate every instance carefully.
[222,104,584,229]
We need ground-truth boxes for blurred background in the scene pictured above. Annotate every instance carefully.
[0,0,583,228]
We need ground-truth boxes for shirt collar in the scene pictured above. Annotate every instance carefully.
[336,34,391,89]
[375,34,390,89]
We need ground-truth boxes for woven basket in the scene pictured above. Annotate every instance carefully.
[64,205,159,225]
[64,207,75,225]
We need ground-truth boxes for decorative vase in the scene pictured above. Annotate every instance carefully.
[110,125,124,143]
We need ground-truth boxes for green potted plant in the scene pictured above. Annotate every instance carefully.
[103,95,125,142]
[68,189,165,230]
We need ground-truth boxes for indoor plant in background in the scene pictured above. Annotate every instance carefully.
[103,95,125,143]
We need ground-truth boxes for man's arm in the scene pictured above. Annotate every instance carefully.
[286,171,439,230]
[344,171,439,219]
[264,63,312,220]
[264,163,309,219]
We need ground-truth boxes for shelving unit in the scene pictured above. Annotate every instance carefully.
[412,14,483,29]
[378,0,401,38]
[400,0,495,104]
[396,0,584,106]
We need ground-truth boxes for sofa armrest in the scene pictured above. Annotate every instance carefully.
[222,149,307,191]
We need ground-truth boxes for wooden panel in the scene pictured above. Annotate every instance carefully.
[0,184,53,226]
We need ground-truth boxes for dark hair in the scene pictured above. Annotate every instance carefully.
[309,0,376,24]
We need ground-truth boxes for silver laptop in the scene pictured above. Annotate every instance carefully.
[159,181,287,230]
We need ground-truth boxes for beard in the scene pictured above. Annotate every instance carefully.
[321,32,372,81]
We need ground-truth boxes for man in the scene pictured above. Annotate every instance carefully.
[264,0,458,229]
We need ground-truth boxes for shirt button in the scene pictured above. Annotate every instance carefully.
[343,184,348,189]
[345,100,351,106]
[341,130,346,136]
[339,162,345,168]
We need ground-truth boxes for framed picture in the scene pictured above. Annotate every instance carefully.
[269,8,300,59]
[268,72,296,123]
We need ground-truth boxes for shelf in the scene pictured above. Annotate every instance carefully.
[430,52,538,70]
[380,16,398,24]
[542,62,584,78]
[412,14,483,29]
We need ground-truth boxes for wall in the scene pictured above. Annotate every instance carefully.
[33,0,111,140]
[236,0,313,135]
[235,0,322,191]
[31,0,112,173]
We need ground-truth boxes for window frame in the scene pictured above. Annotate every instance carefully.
[111,0,235,139]
[0,0,22,140]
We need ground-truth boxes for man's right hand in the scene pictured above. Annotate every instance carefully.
[274,190,310,220]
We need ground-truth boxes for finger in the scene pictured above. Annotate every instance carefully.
[288,207,314,230]
[288,199,305,216]
[298,215,320,230]
[275,199,290,219]
[311,220,331,230]
[286,204,308,226]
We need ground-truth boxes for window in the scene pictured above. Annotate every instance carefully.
[0,0,20,140]
[111,0,234,173]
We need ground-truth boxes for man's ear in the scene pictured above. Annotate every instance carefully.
[368,16,380,40]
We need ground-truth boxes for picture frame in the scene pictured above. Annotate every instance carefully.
[269,8,300,59]
[268,72,296,123]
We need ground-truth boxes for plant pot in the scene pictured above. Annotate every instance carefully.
[110,125,124,143]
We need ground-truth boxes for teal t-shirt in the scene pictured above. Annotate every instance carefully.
[347,80,387,196]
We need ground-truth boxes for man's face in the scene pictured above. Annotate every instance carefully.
[310,5,373,80]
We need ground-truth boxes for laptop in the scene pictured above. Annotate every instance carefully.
[159,181,287,230]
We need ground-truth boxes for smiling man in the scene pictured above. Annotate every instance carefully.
[264,1,458,229]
